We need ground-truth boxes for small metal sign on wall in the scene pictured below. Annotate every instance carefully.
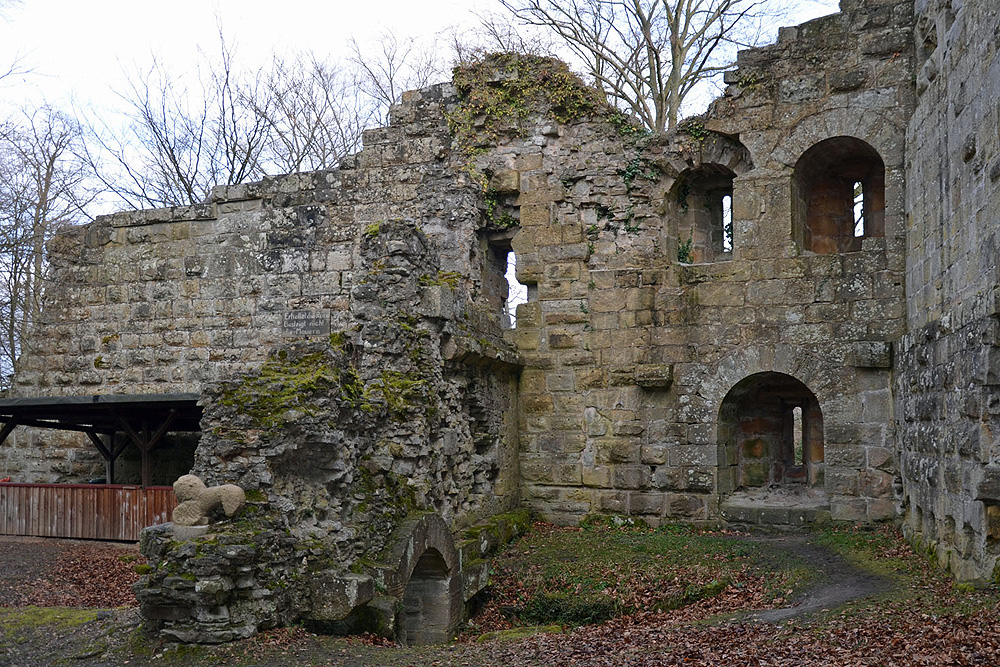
[283,308,331,337]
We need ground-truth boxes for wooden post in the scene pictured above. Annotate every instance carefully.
[86,431,126,484]
[117,411,177,487]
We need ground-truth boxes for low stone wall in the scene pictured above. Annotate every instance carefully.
[136,510,530,644]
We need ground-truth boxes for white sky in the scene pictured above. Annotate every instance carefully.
[0,0,489,109]
[2,0,837,114]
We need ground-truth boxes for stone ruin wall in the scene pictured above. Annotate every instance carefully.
[502,0,913,526]
[6,78,526,531]
[5,81,532,641]
[8,0,917,529]
[5,0,1000,605]
[6,83,523,508]
[895,0,1000,580]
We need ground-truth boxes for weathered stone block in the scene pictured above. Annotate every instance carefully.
[614,465,649,489]
[306,573,375,622]
[635,364,674,390]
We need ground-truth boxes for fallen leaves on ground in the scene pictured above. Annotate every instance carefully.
[463,526,1000,667]
[13,543,143,608]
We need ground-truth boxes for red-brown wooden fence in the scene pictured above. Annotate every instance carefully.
[0,483,175,541]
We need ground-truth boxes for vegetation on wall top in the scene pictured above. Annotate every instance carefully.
[448,53,640,149]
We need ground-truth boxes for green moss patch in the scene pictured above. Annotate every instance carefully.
[0,606,98,631]
[218,348,362,432]
[449,53,608,149]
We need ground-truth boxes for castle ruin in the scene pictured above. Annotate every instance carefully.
[0,0,998,643]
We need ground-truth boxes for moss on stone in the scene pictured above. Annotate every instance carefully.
[218,349,364,432]
[448,53,607,149]
[244,489,267,503]
[419,270,462,288]
[366,370,426,416]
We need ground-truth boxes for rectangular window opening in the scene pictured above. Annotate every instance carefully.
[793,406,804,466]
[504,251,528,328]
[853,181,865,237]
[722,194,733,252]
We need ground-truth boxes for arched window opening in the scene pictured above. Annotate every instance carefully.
[793,136,885,254]
[674,165,736,263]
[717,372,824,495]
[401,549,454,646]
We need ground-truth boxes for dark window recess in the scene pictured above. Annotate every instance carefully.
[675,165,736,263]
[717,372,825,493]
[793,136,885,254]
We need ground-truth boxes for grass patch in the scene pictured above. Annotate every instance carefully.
[0,606,98,631]
[467,522,812,636]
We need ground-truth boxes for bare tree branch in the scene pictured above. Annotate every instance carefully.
[349,33,445,126]
[259,54,372,174]
[497,0,788,131]
[80,33,273,209]
[0,105,94,386]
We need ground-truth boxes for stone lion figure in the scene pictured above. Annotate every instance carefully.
[171,474,246,527]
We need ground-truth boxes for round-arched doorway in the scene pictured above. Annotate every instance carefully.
[717,372,824,496]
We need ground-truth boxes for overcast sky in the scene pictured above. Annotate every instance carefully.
[1,0,837,114]
[0,0,490,109]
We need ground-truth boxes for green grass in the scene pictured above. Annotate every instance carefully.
[0,606,98,631]
[469,522,815,633]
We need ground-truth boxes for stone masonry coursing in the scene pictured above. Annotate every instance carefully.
[895,0,1000,581]
[5,0,1000,640]
[502,0,913,527]
[6,82,528,640]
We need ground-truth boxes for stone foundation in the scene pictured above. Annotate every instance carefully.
[136,511,529,644]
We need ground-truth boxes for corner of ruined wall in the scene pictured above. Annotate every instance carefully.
[895,0,1000,581]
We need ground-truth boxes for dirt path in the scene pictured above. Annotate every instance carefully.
[748,534,891,623]
[0,532,897,666]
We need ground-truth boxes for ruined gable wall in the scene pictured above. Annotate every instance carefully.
[487,0,913,526]
[5,85,522,534]
[896,0,1000,580]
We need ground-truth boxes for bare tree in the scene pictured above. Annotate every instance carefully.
[446,11,558,66]
[497,0,788,131]
[349,32,445,126]
[0,106,94,385]
[259,54,372,174]
[82,34,273,209]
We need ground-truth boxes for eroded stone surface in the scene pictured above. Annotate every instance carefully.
[5,0,1000,643]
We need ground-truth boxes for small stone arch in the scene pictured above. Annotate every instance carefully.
[656,132,754,262]
[379,513,463,646]
[401,547,455,645]
[717,372,825,496]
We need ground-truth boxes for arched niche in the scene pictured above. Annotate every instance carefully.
[657,132,752,263]
[718,372,824,495]
[401,547,454,645]
[376,514,463,646]
[792,136,885,254]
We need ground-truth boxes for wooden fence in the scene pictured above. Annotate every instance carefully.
[0,483,175,541]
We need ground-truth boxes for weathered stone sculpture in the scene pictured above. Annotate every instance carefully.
[171,474,246,526]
